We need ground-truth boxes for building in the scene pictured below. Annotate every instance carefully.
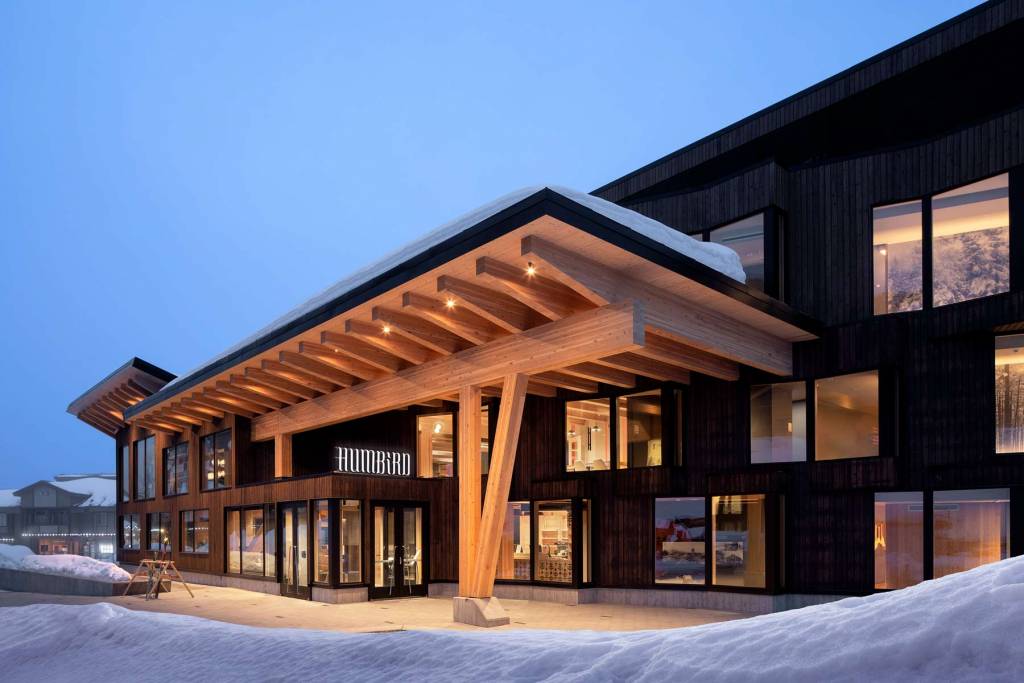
[0,475,117,560]
[68,1,1024,618]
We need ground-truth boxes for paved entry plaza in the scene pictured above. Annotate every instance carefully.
[0,584,744,632]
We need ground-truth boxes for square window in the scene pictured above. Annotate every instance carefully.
[566,399,610,471]
[815,371,879,461]
[750,382,807,463]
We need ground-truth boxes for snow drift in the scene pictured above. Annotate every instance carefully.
[3,555,1024,682]
[0,544,130,582]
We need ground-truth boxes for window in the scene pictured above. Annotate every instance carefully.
[710,214,766,291]
[566,399,610,471]
[712,495,766,588]
[416,414,453,477]
[655,498,706,585]
[134,436,155,500]
[315,500,330,583]
[616,391,662,468]
[750,382,807,463]
[815,371,879,460]
[534,501,573,583]
[339,499,362,583]
[934,489,1010,579]
[226,505,275,577]
[120,444,130,503]
[497,502,531,581]
[147,512,170,552]
[0,513,6,527]
[202,430,231,490]
[996,335,1024,453]
[163,442,189,496]
[933,174,1009,307]
[181,509,210,553]
[121,514,140,550]
[873,200,923,314]
[480,405,491,475]
[874,492,923,589]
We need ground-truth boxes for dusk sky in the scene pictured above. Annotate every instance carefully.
[0,1,981,486]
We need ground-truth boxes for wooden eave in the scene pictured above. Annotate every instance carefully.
[66,359,174,437]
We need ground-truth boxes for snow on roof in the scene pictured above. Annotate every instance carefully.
[0,489,18,507]
[48,477,117,507]
[159,186,745,393]
[5,555,1024,680]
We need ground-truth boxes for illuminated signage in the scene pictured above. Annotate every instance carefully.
[335,447,412,477]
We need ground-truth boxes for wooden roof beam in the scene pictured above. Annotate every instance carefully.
[166,403,219,423]
[638,331,739,381]
[560,362,635,388]
[179,398,228,420]
[532,371,599,394]
[475,256,594,320]
[215,381,290,410]
[344,319,441,365]
[229,374,302,405]
[260,358,341,393]
[156,408,204,426]
[133,417,183,434]
[244,367,321,400]
[371,306,471,355]
[124,378,157,399]
[281,349,360,387]
[436,275,549,333]
[149,412,198,430]
[297,342,387,382]
[79,407,121,433]
[522,234,792,375]
[401,291,504,345]
[200,389,267,416]
[320,331,408,374]
[594,353,691,384]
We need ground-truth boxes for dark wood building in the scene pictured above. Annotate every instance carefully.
[68,0,1024,617]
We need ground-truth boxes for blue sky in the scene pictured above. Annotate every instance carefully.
[0,1,981,486]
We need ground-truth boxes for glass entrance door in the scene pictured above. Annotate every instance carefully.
[370,503,426,599]
[280,502,310,599]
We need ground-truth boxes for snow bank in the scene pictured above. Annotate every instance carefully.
[0,544,130,582]
[4,556,1024,682]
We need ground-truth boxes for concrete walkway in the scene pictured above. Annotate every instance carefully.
[0,584,744,632]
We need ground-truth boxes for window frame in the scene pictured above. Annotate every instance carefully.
[133,436,156,501]
[224,503,276,579]
[689,207,787,299]
[201,429,232,491]
[120,513,140,551]
[180,509,210,554]
[163,441,189,497]
[415,411,456,479]
[146,511,171,553]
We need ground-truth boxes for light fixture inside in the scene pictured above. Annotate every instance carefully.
[382,324,391,335]
[445,297,456,309]
[525,261,536,276]
[433,421,444,434]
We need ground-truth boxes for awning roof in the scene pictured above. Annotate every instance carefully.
[66,357,175,436]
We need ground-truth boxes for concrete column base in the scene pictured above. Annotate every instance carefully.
[452,596,511,627]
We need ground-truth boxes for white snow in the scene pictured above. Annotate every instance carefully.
[0,544,130,582]
[0,489,18,507]
[3,555,1024,682]
[161,186,745,392]
[47,477,117,507]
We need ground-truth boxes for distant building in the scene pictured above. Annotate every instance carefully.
[3,474,116,560]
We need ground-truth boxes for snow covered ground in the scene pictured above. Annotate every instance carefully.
[0,544,130,582]
[2,555,1023,682]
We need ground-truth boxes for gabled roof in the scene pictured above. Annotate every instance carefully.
[12,478,116,508]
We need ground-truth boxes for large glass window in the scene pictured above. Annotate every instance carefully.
[712,495,766,588]
[134,436,155,500]
[121,513,140,550]
[202,430,231,490]
[934,489,1010,579]
[163,442,189,496]
[534,501,573,583]
[874,492,924,589]
[655,497,706,585]
[815,371,879,461]
[873,200,923,314]
[566,399,610,471]
[226,505,275,577]
[339,499,361,583]
[497,502,531,581]
[933,174,1010,307]
[710,214,766,291]
[147,512,170,552]
[120,445,130,503]
[996,335,1024,454]
[616,391,662,468]
[181,509,210,553]
[417,414,454,478]
[315,500,330,583]
[750,382,807,463]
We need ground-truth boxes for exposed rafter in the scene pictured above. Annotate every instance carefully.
[436,275,549,333]
[401,292,503,345]
[371,306,470,355]
[280,349,359,387]
[320,331,408,373]
[297,342,386,382]
[475,256,593,320]
[344,319,440,365]
[260,358,340,393]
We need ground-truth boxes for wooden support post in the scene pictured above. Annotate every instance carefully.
[457,385,482,597]
[274,432,293,479]
[471,373,528,598]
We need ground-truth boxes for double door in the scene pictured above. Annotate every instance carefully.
[280,502,310,599]
[370,503,426,599]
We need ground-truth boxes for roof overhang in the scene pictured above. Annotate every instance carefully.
[66,358,175,436]
[117,188,818,439]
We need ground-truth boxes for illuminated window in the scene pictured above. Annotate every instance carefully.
[134,436,155,500]
[534,500,574,584]
[339,499,362,583]
[497,502,531,581]
[417,414,454,478]
[180,509,209,553]
[146,512,170,552]
[750,382,807,463]
[815,371,879,460]
[121,513,140,550]
[616,391,662,468]
[226,504,275,577]
[873,200,923,315]
[120,445,130,503]
[202,429,231,490]
[712,495,766,588]
[163,442,188,496]
[933,489,1010,579]
[566,399,610,471]
[480,405,491,475]
[874,492,923,589]
[995,335,1024,454]
[315,500,330,583]
[655,497,706,585]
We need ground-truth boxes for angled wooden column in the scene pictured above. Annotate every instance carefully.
[274,432,293,479]
[457,385,482,596]
[471,373,528,598]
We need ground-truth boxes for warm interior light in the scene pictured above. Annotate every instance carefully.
[433,421,443,434]
[525,262,536,276]
[382,324,391,335]
[445,297,456,309]
[879,248,887,256]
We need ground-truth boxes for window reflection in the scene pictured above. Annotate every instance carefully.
[497,502,531,581]
[227,505,274,577]
[874,492,923,589]
[566,399,610,471]
[995,335,1024,454]
[750,382,807,463]
[710,215,765,291]
[339,499,361,583]
[147,512,170,552]
[315,500,329,583]
[616,391,662,468]
[712,495,765,588]
[815,371,879,460]
[933,489,1009,579]
[655,498,706,585]
[202,429,231,490]
[933,174,1009,307]
[873,200,923,314]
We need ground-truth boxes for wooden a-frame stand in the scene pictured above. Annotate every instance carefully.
[122,551,195,599]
